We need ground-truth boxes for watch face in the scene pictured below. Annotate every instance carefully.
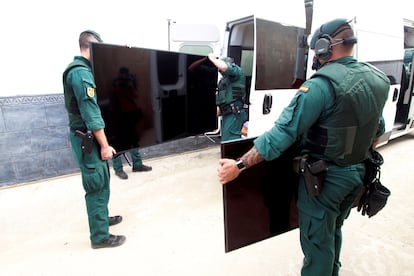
[236,160,245,170]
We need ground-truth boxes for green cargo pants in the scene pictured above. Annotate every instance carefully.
[221,109,247,141]
[297,162,365,276]
[112,148,143,172]
[69,131,110,244]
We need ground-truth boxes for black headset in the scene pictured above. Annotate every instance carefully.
[314,26,358,60]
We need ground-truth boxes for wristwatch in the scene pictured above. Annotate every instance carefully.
[236,159,246,171]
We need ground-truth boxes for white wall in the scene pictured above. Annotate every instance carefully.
[0,0,255,97]
[1,0,412,97]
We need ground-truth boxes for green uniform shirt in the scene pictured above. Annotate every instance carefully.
[216,63,246,106]
[254,75,335,161]
[254,57,388,162]
[63,56,105,131]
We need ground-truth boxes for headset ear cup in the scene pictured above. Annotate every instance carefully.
[314,35,332,60]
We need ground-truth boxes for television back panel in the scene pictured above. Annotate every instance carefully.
[221,137,300,252]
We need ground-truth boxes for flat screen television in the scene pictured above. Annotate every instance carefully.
[91,43,218,154]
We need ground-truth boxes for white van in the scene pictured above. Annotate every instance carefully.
[219,2,414,252]
[220,3,414,146]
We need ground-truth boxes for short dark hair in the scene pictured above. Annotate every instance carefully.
[331,24,356,51]
[79,30,102,50]
[331,24,354,40]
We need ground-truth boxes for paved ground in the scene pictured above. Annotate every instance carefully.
[1,134,414,276]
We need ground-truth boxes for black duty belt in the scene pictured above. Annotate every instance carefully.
[220,103,248,116]
[70,127,87,133]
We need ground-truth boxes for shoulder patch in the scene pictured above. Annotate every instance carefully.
[87,87,95,98]
[299,85,310,92]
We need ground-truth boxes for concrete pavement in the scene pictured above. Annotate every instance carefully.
[1,134,414,276]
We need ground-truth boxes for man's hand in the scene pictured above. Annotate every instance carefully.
[100,146,116,160]
[208,53,228,72]
[92,128,116,160]
[218,158,240,184]
[208,53,216,61]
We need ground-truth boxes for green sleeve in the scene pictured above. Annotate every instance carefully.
[376,116,385,137]
[70,68,105,131]
[253,78,335,161]
[225,64,243,79]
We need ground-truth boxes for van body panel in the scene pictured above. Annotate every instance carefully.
[222,15,307,139]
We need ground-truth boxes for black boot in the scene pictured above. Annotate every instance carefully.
[91,234,126,249]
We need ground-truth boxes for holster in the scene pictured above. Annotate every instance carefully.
[74,130,94,154]
[294,156,328,196]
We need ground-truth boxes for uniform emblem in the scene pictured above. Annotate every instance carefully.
[299,85,310,92]
[87,87,95,98]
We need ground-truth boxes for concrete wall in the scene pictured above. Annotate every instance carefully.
[0,94,79,187]
[0,94,218,187]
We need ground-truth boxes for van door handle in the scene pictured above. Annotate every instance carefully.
[392,87,398,102]
[263,94,273,114]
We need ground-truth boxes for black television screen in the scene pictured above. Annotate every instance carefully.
[90,43,218,154]
[221,137,300,252]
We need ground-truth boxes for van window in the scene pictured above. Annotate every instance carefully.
[179,45,214,56]
[255,18,305,90]
[241,49,254,77]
